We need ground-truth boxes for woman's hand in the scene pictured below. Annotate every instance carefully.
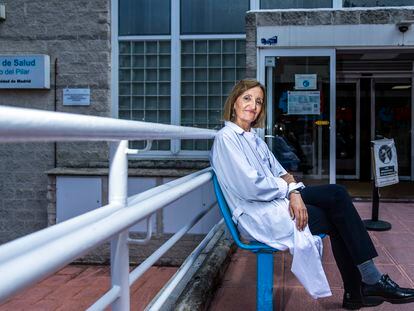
[289,193,308,231]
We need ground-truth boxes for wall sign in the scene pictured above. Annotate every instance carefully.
[63,88,91,106]
[295,74,317,90]
[260,35,278,45]
[371,139,399,187]
[257,24,413,47]
[0,55,50,89]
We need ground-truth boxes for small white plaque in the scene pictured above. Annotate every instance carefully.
[295,74,317,90]
[265,57,275,67]
[63,88,91,106]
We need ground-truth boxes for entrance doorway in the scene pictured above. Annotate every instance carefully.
[373,78,412,178]
[260,49,336,184]
[336,49,414,199]
[336,77,412,180]
[260,49,413,197]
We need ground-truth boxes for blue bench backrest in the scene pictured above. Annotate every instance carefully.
[212,174,276,253]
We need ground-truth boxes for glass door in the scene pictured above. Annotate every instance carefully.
[336,80,359,179]
[259,49,336,184]
[373,78,412,179]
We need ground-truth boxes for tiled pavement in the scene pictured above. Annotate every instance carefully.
[1,202,414,310]
[210,202,414,310]
[0,266,178,310]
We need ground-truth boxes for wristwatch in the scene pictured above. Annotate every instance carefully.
[288,189,301,198]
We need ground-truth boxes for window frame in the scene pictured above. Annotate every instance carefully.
[118,0,171,36]
[114,0,249,159]
[180,0,251,35]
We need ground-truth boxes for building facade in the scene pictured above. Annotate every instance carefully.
[0,1,413,261]
[247,6,414,187]
[0,0,111,244]
[114,0,414,187]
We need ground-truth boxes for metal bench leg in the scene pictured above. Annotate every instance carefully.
[256,252,274,311]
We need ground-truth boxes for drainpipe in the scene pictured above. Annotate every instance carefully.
[54,58,58,168]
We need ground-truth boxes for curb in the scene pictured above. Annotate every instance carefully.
[174,225,235,311]
[145,222,235,311]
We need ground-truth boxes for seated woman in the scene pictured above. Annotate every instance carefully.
[210,79,414,309]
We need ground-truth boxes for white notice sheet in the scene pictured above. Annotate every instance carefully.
[287,91,320,115]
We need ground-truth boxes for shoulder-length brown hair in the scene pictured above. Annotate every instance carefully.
[223,79,266,128]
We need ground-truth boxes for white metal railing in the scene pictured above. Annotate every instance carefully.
[0,105,218,310]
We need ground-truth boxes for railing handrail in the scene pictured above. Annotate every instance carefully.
[0,107,220,310]
[0,105,216,142]
[0,167,213,264]
[0,169,213,301]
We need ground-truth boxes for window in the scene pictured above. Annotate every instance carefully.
[181,39,246,150]
[181,0,249,34]
[118,1,247,156]
[261,0,332,9]
[119,41,171,150]
[119,0,171,35]
[343,0,414,7]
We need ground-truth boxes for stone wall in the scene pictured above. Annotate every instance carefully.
[0,0,212,264]
[0,0,111,243]
[246,7,414,78]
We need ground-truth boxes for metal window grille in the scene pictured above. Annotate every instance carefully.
[180,39,246,151]
[119,40,171,150]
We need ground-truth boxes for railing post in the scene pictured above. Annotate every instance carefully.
[109,140,130,311]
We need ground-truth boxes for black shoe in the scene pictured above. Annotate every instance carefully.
[362,274,414,304]
[342,290,384,310]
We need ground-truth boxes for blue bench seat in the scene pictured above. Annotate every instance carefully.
[213,174,324,311]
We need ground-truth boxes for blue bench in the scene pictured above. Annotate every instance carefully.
[213,174,278,311]
[213,174,324,311]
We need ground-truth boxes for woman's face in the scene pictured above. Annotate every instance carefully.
[233,86,264,130]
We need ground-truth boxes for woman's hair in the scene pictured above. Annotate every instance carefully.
[222,79,267,128]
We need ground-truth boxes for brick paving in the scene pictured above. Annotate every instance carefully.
[210,202,414,310]
[0,265,177,311]
[1,202,414,310]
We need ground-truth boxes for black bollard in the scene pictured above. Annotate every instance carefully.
[363,182,392,231]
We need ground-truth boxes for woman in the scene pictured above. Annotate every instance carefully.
[210,79,414,309]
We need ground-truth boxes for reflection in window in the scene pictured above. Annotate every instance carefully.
[271,57,331,177]
[119,41,171,151]
[181,0,249,34]
[261,0,332,9]
[343,0,414,7]
[181,39,246,150]
[119,0,170,36]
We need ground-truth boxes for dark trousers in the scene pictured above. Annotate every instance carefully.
[300,184,378,291]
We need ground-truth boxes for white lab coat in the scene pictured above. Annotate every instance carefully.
[210,121,331,299]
